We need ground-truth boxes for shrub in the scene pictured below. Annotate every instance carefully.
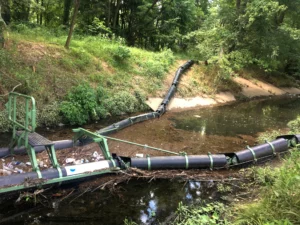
[134,90,149,111]
[60,101,88,125]
[0,110,11,132]
[37,102,62,127]
[142,60,166,78]
[59,83,97,125]
[104,91,140,116]
[87,17,112,36]
[111,46,131,61]
[59,83,109,125]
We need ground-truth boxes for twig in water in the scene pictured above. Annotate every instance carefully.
[70,187,91,203]
[59,189,75,202]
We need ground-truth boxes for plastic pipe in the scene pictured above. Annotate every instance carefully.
[234,138,288,163]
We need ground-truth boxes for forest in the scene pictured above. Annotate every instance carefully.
[1,0,300,78]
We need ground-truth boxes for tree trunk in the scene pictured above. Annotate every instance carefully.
[106,0,111,27]
[0,4,7,48]
[36,0,39,24]
[65,0,80,49]
[1,0,10,24]
[40,0,43,25]
[113,0,121,30]
[63,0,72,26]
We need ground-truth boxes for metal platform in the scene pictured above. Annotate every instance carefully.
[16,131,53,147]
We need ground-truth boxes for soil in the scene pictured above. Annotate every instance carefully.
[146,72,300,111]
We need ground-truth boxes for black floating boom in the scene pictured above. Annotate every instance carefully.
[97,60,194,135]
[131,154,227,170]
[234,138,289,163]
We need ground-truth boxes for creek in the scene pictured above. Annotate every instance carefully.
[1,96,300,224]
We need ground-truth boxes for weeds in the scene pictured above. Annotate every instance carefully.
[233,150,300,225]
[173,201,228,225]
[287,116,300,134]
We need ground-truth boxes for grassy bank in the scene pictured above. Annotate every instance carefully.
[0,25,297,132]
[229,117,300,225]
[231,150,300,225]
[0,25,176,131]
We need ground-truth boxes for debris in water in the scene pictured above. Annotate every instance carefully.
[0,169,12,175]
[66,158,76,164]
[92,151,99,158]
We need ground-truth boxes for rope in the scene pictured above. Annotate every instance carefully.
[102,135,180,156]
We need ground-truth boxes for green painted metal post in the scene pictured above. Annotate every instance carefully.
[72,128,112,160]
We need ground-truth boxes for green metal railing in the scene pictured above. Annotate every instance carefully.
[7,92,36,149]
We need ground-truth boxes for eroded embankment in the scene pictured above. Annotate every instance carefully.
[146,71,300,111]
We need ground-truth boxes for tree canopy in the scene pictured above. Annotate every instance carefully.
[0,0,300,76]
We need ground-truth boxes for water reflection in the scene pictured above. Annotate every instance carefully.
[1,180,229,225]
[172,97,300,136]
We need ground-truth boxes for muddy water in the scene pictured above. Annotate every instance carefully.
[1,96,300,224]
[172,96,300,136]
[1,180,240,225]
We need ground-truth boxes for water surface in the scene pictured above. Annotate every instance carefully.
[171,97,300,136]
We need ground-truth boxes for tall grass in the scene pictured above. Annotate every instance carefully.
[233,150,300,225]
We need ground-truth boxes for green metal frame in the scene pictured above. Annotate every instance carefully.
[0,169,115,194]
[73,128,112,160]
[7,92,61,179]
[8,92,36,146]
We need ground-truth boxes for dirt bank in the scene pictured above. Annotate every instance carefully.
[146,75,300,110]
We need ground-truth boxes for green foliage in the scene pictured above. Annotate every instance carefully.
[69,48,92,71]
[0,110,11,132]
[110,46,131,61]
[138,49,175,78]
[59,83,98,125]
[87,17,112,36]
[14,71,41,94]
[217,183,232,193]
[185,0,300,78]
[173,202,228,225]
[123,219,138,225]
[233,150,300,225]
[141,60,166,78]
[37,102,61,127]
[0,48,10,67]
[103,91,143,116]
[257,130,282,144]
[287,116,300,134]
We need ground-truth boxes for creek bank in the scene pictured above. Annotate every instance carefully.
[146,76,300,110]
